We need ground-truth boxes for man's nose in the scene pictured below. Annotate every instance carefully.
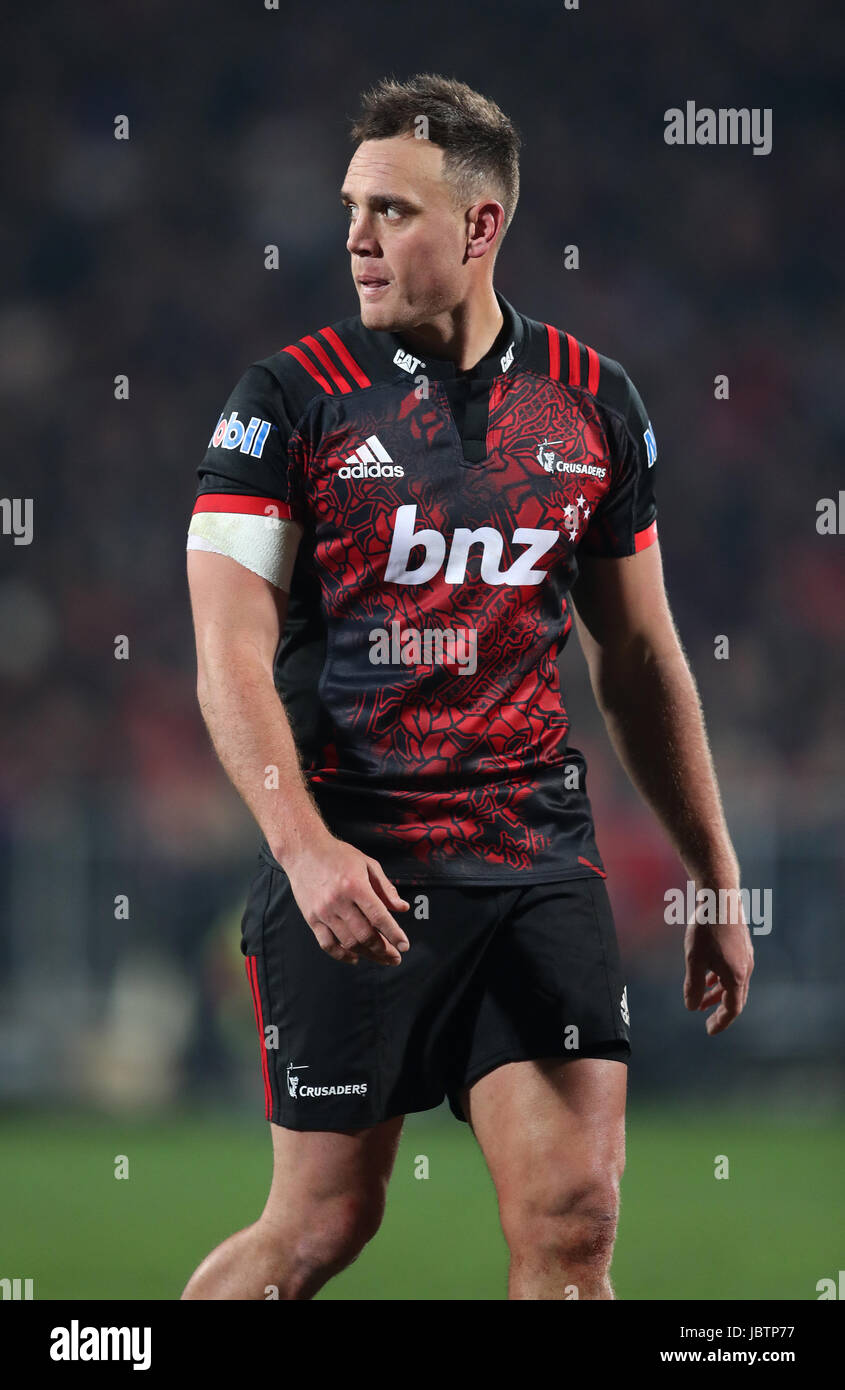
[347,213,380,256]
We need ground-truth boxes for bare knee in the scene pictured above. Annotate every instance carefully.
[265,1190,385,1296]
[297,1191,384,1270]
[501,1170,622,1272]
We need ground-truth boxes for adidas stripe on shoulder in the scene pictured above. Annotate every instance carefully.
[276,322,372,397]
[541,322,659,557]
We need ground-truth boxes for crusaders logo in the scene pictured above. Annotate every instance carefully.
[286,1062,308,1098]
[535,439,607,480]
[537,438,564,473]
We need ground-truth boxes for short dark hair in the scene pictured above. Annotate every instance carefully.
[349,73,521,237]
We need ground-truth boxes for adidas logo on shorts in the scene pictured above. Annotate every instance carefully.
[337,434,404,479]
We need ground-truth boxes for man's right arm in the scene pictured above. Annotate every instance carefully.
[186,547,410,965]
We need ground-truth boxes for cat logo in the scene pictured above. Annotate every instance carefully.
[393,348,426,375]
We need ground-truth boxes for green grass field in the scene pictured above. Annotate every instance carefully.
[1,1106,841,1300]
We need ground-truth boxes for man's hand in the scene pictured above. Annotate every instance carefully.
[683,919,754,1035]
[571,546,755,1040]
[187,550,410,968]
[278,831,411,966]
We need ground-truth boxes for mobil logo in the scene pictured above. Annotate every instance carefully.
[384,504,559,587]
[209,410,273,458]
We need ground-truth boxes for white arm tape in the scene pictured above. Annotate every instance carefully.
[187,512,303,592]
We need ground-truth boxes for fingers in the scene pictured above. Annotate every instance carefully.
[685,920,754,1032]
[683,952,709,1011]
[743,951,754,1007]
[697,970,723,1009]
[704,975,744,1034]
[325,899,404,966]
[307,865,411,967]
[698,965,752,1033]
[366,861,412,936]
[309,919,361,966]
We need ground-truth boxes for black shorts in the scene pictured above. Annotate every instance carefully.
[240,850,631,1131]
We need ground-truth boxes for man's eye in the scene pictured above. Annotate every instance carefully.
[343,203,401,221]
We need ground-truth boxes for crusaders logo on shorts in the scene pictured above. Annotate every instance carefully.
[287,1062,308,1098]
[285,1060,369,1100]
[620,987,630,1026]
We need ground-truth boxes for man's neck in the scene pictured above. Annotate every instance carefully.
[395,287,504,373]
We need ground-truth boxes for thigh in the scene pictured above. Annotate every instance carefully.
[241,852,506,1130]
[263,1114,405,1221]
[445,876,631,1123]
[241,852,389,1131]
[460,1056,627,1203]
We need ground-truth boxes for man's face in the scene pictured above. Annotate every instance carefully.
[341,135,471,331]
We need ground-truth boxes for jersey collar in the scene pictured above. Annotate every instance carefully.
[369,289,525,383]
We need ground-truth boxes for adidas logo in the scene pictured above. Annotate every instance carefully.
[338,434,404,479]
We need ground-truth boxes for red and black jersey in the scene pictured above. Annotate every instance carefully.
[190,291,659,884]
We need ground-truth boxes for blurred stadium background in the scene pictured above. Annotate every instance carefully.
[0,0,842,1299]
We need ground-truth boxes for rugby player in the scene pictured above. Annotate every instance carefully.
[181,73,753,1300]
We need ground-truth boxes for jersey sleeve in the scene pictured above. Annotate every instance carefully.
[187,362,305,591]
[579,365,658,557]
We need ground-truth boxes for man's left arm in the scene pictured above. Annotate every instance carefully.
[570,541,754,1035]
